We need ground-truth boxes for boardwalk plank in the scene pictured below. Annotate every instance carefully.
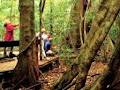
[0,55,59,73]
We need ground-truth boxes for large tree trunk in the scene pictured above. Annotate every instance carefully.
[65,0,83,50]
[53,0,120,90]
[89,34,120,90]
[81,14,120,90]
[69,0,81,50]
[65,0,89,50]
[75,0,120,89]
[13,0,40,89]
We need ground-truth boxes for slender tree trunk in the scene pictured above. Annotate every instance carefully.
[39,0,46,60]
[49,0,53,34]
[83,0,91,40]
[10,0,13,21]
[13,0,40,89]
[79,0,84,45]
[53,0,120,89]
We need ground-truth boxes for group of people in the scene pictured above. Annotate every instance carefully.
[36,28,53,59]
[3,20,53,58]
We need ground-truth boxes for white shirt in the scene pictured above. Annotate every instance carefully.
[41,33,48,40]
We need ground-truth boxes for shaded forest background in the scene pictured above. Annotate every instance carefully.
[0,0,119,54]
[0,0,120,90]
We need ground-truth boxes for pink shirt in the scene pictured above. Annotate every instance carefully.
[4,23,17,41]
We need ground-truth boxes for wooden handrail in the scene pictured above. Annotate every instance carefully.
[0,41,19,47]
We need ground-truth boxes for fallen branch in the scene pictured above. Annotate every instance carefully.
[13,75,26,89]
[38,70,51,89]
[26,82,41,90]
[63,76,77,90]
[87,74,100,78]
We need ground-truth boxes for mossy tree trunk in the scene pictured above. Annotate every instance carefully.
[13,0,40,89]
[93,9,120,88]
[89,33,120,90]
[75,0,120,89]
[53,0,120,89]
[65,0,90,51]
[67,0,82,50]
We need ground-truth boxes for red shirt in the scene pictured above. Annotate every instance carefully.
[4,23,17,41]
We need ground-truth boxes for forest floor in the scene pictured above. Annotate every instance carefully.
[0,55,108,90]
[42,59,107,90]
[41,60,67,90]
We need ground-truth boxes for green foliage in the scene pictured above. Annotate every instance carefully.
[0,0,120,65]
[0,0,19,40]
[59,44,73,65]
[42,0,74,65]
[41,0,73,56]
[109,22,120,41]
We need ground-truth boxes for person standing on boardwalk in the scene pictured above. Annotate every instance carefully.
[3,20,18,57]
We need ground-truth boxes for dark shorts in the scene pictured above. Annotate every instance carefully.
[44,40,51,51]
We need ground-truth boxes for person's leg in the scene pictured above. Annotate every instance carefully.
[45,41,51,52]
[42,40,46,58]
[10,46,13,53]
[4,47,7,56]
[9,46,16,57]
[46,43,51,51]
[45,41,52,56]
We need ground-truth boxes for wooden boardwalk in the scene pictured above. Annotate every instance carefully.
[0,58,18,72]
[0,55,59,73]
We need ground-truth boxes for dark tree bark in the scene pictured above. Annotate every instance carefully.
[53,0,120,89]
[13,0,40,89]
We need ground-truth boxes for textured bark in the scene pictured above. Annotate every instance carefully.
[53,64,79,90]
[65,0,89,50]
[102,35,114,62]
[83,0,91,40]
[96,35,114,63]
[68,0,82,50]
[79,0,84,45]
[13,0,40,89]
[53,0,120,89]
[90,33,120,90]
[75,0,120,89]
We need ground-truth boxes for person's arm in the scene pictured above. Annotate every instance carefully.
[12,24,19,30]
[47,33,53,41]
[13,24,19,27]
